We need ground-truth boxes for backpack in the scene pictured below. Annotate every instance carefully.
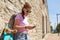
[8,14,17,28]
[3,25,13,40]
[0,14,17,40]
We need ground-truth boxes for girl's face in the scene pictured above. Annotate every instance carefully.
[24,7,31,16]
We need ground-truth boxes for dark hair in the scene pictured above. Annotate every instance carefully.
[21,7,25,19]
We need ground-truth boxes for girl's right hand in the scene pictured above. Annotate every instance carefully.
[25,26,36,29]
[4,29,11,34]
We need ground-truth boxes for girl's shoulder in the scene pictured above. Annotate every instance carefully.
[15,13,23,20]
[17,13,22,17]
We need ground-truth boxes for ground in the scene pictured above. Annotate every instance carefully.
[42,33,60,40]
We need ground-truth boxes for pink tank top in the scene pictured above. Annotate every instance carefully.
[15,13,29,32]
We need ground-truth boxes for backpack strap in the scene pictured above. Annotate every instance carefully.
[8,14,17,29]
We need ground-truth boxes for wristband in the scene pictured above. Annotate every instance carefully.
[25,26,26,29]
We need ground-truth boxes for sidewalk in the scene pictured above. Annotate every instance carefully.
[43,33,60,40]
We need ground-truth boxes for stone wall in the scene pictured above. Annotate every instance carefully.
[0,0,50,40]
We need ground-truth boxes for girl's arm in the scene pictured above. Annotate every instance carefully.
[14,19,36,29]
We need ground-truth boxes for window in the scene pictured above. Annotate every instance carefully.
[42,0,45,4]
[42,15,44,38]
[46,16,47,33]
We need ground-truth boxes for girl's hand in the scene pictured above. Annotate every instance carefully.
[12,29,17,35]
[4,29,11,34]
[32,26,36,28]
[25,26,36,29]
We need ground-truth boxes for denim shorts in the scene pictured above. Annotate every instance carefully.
[14,32,28,40]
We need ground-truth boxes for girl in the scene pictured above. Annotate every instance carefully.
[14,2,36,40]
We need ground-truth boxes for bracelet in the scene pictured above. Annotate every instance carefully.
[25,26,26,29]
